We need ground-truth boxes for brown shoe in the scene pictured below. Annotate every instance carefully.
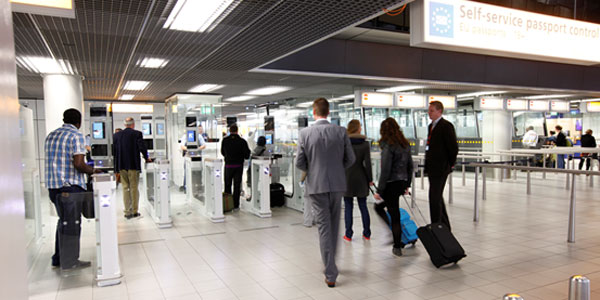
[325,278,335,288]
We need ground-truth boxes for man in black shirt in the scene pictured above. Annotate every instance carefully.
[579,129,597,171]
[221,124,250,209]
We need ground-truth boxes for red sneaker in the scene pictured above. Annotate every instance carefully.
[363,235,370,240]
[343,235,352,242]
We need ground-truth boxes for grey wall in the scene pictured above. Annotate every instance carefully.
[0,0,29,297]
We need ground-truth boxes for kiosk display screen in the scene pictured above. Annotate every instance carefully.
[92,122,105,139]
[185,116,197,127]
[142,123,151,135]
[187,130,196,143]
[156,123,165,135]
[265,133,273,145]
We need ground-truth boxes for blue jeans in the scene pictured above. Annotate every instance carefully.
[343,197,371,238]
[49,185,86,268]
[557,154,565,169]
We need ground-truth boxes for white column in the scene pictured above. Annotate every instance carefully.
[43,74,84,134]
[0,0,29,297]
[481,111,512,179]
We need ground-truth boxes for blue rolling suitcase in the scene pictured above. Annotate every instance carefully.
[386,207,419,247]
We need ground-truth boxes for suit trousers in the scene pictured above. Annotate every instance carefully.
[310,192,343,282]
[224,166,243,208]
[428,174,451,231]
[49,185,86,268]
[303,192,315,227]
[120,169,140,215]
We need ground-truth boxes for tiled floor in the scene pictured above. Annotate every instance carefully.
[27,172,600,299]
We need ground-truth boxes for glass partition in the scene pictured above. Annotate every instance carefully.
[363,108,388,141]
[454,108,479,138]
[414,110,430,139]
[20,105,42,251]
[390,109,415,139]
[513,112,545,137]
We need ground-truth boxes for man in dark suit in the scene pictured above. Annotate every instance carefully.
[555,125,567,169]
[296,98,355,288]
[424,101,458,231]
[113,117,151,219]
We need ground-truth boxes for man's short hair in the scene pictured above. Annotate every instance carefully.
[124,117,134,126]
[555,125,562,131]
[229,124,238,133]
[63,108,81,125]
[586,129,593,135]
[526,126,534,131]
[312,98,329,117]
[429,101,444,113]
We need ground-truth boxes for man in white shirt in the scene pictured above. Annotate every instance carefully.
[522,126,538,148]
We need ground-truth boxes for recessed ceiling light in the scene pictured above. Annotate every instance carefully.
[244,86,291,96]
[212,103,231,107]
[376,85,424,93]
[225,95,256,102]
[456,91,507,98]
[188,84,225,93]
[123,80,150,90]
[16,56,75,74]
[163,0,239,32]
[137,57,169,68]
[330,94,354,101]
[119,94,135,100]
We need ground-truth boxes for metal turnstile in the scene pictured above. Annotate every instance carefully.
[202,158,224,222]
[243,157,272,218]
[93,173,121,287]
[185,155,204,204]
[142,159,172,228]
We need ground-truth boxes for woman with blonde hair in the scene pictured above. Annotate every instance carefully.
[343,119,373,241]
[373,117,413,256]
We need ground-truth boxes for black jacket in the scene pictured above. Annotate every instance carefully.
[113,128,148,171]
[344,134,373,198]
[581,134,597,148]
[221,134,250,165]
[377,141,413,193]
[556,131,567,146]
[425,118,458,177]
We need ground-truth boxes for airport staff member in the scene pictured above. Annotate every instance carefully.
[424,101,458,231]
[522,126,539,148]
[296,98,355,288]
[113,117,151,219]
[221,124,250,209]
[45,108,99,270]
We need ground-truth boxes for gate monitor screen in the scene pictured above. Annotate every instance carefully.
[265,133,273,145]
[185,116,197,127]
[92,122,105,139]
[156,123,165,135]
[187,130,196,143]
[142,123,151,135]
[143,139,154,150]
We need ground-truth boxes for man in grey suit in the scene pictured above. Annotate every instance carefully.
[296,97,355,288]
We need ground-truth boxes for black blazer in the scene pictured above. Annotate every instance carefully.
[221,134,250,165]
[113,128,148,171]
[556,131,567,146]
[425,118,458,177]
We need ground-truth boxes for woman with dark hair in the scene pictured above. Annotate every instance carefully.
[342,120,373,241]
[253,136,267,156]
[373,117,413,257]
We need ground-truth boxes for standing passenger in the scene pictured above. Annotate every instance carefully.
[372,118,413,256]
[425,101,458,231]
[579,129,597,171]
[221,124,251,209]
[342,119,373,242]
[555,125,567,169]
[113,117,151,219]
[296,98,355,288]
[522,126,538,149]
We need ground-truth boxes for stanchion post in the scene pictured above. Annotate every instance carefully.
[482,166,487,201]
[543,154,547,179]
[421,158,425,190]
[411,163,416,208]
[526,160,531,195]
[448,172,453,204]
[568,173,576,243]
[474,166,479,222]
[566,157,571,190]
[513,155,517,180]
[462,157,466,186]
[568,275,590,300]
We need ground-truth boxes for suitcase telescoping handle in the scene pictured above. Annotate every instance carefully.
[369,184,427,226]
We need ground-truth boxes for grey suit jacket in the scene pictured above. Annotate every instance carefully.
[296,119,356,195]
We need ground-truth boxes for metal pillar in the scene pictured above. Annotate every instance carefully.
[568,173,576,243]
[462,157,466,186]
[448,172,453,204]
[526,160,531,195]
[568,275,590,300]
[503,294,524,300]
[482,166,487,201]
[474,166,479,222]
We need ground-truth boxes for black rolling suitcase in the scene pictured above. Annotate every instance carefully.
[270,183,285,207]
[416,223,466,268]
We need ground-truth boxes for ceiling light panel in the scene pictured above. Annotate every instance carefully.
[377,85,424,93]
[123,80,150,90]
[163,0,238,33]
[522,94,574,100]
[225,95,256,102]
[119,94,135,100]
[456,91,507,98]
[188,84,225,93]
[244,86,291,96]
[137,57,169,68]
[16,56,75,74]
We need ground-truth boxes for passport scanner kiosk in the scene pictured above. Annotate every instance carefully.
[141,158,172,228]
[89,105,114,170]
[141,115,167,159]
[92,173,121,287]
